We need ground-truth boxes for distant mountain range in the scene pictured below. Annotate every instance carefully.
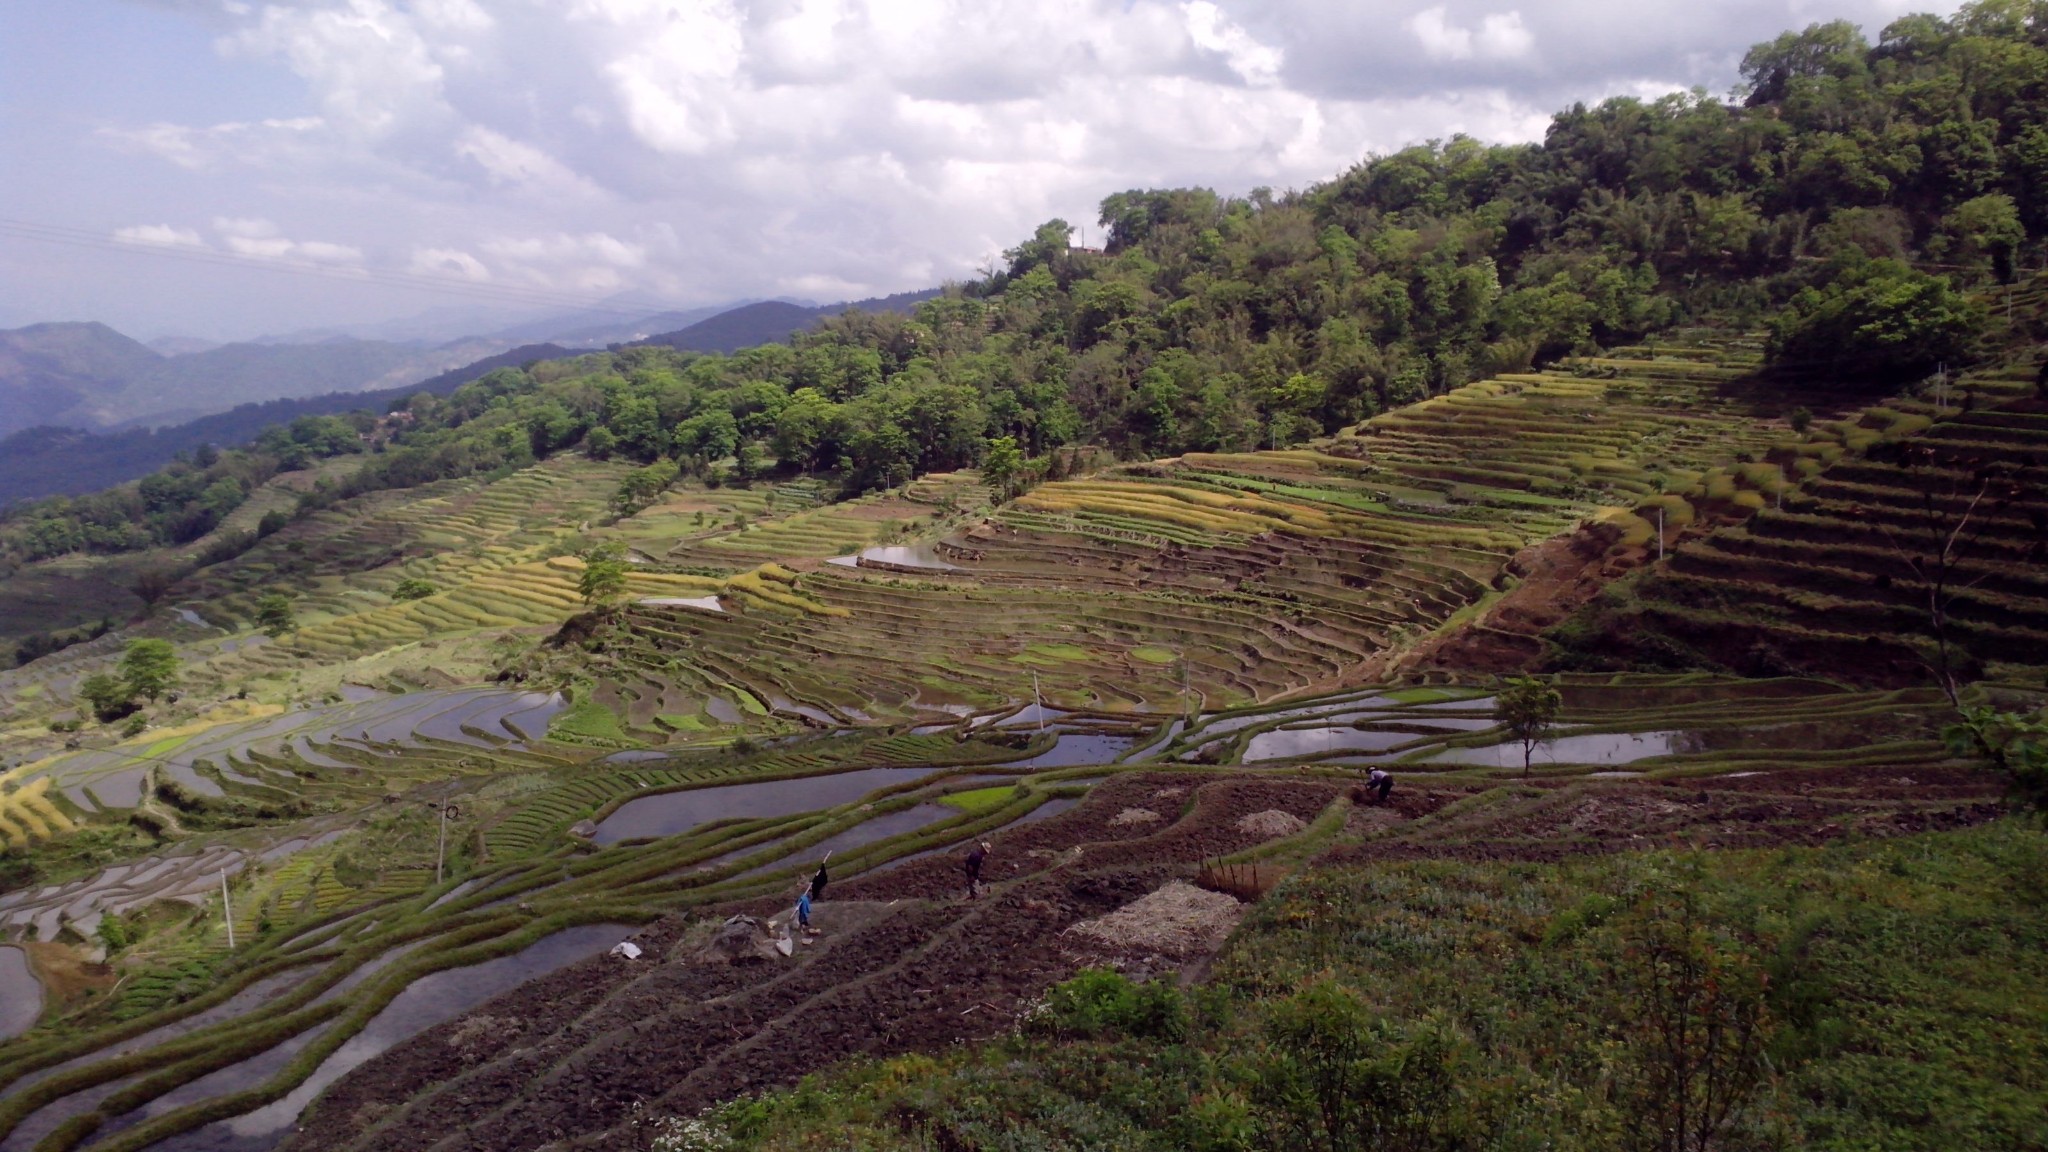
[0,284,941,506]
[0,343,585,507]
[0,323,511,437]
[633,289,941,353]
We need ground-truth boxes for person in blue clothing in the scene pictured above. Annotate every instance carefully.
[794,882,816,939]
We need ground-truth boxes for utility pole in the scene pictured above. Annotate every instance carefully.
[220,870,235,950]
[1032,671,1043,732]
[1181,657,1191,721]
[1656,506,1666,563]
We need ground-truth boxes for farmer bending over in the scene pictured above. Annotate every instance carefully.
[1366,768,1393,804]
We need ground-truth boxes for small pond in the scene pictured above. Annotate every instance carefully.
[592,767,943,845]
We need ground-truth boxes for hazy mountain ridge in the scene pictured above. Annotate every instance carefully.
[0,342,586,507]
[633,288,942,352]
[0,323,522,436]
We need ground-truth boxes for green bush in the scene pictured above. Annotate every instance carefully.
[1029,969,1187,1042]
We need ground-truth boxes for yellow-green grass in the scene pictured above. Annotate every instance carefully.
[939,786,1020,814]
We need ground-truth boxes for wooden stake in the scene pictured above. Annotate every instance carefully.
[220,870,234,950]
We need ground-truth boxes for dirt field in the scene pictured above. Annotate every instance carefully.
[272,761,2009,1152]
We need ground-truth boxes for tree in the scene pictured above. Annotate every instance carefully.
[255,592,296,638]
[392,577,437,601]
[130,566,179,609]
[1768,260,1984,387]
[118,639,179,703]
[1614,893,1775,1152]
[1864,440,2042,705]
[1945,706,2048,825]
[1496,676,1563,775]
[1252,980,1463,1152]
[77,672,134,723]
[981,435,1024,499]
[578,541,630,607]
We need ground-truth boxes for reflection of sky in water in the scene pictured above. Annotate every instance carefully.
[1013,735,1133,767]
[826,543,958,570]
[740,804,955,879]
[140,926,630,1152]
[1245,727,1424,762]
[1425,731,1685,767]
[594,767,941,844]
[0,947,41,1041]
[30,689,565,806]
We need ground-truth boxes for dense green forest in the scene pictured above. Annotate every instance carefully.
[6,3,2046,572]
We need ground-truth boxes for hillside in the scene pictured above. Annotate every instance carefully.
[0,344,586,508]
[635,289,942,353]
[0,324,525,437]
[0,322,164,436]
[1,7,2047,1152]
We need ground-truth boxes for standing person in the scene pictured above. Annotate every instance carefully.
[963,840,991,900]
[1366,768,1394,805]
[809,851,832,902]
[794,882,816,939]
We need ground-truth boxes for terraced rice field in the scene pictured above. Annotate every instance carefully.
[558,336,1824,725]
[0,674,2002,1152]
[1564,365,2048,683]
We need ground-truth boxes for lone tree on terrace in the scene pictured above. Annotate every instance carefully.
[1496,676,1563,776]
[578,541,630,607]
[118,639,179,704]
[256,591,297,638]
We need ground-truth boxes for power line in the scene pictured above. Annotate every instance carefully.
[0,217,679,319]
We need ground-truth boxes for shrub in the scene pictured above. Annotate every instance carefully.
[392,577,437,601]
[1028,968,1187,1041]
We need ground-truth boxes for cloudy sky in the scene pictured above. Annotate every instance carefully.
[0,0,1944,341]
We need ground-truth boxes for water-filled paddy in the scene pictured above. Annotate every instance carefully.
[739,804,956,878]
[1012,734,1134,768]
[1424,730,1686,767]
[592,767,943,845]
[0,947,41,1041]
[129,925,633,1152]
[1244,726,1422,762]
[636,595,725,612]
[826,543,958,570]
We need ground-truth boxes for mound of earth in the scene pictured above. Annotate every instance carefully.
[1237,809,1306,837]
[1066,880,1244,959]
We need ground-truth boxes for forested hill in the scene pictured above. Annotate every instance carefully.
[5,4,2045,568]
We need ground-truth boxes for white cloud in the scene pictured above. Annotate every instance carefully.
[113,224,210,250]
[1406,6,1533,62]
[1182,1,1284,86]
[55,0,1956,330]
[408,247,492,280]
[212,217,364,265]
[98,117,325,170]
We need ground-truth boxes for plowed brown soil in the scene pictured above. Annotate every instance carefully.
[284,764,2007,1152]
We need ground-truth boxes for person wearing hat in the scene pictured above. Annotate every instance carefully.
[963,840,992,900]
